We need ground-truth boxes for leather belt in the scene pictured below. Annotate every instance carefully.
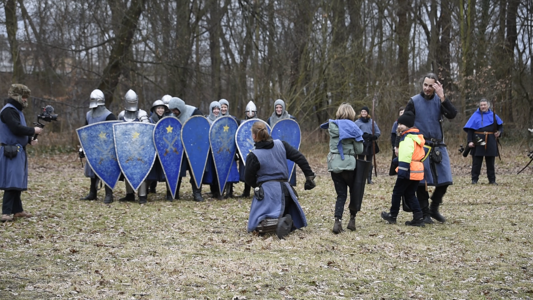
[474,131,494,150]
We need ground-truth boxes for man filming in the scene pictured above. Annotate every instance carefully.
[463,98,503,184]
[1,84,42,222]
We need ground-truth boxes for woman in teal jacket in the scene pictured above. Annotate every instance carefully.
[321,104,364,234]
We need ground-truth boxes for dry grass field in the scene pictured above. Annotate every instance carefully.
[1,142,533,299]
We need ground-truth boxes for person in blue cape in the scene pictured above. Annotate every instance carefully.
[354,106,381,184]
[1,84,42,222]
[463,98,503,184]
[321,103,364,234]
[402,72,457,224]
[245,121,316,239]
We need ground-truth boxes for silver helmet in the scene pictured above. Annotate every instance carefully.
[161,94,172,107]
[151,99,166,113]
[124,89,138,112]
[245,100,256,113]
[89,89,105,108]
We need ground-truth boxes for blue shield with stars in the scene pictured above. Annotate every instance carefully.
[153,117,183,199]
[271,119,301,180]
[113,122,157,191]
[182,116,211,189]
[235,119,271,166]
[210,116,239,195]
[77,121,121,189]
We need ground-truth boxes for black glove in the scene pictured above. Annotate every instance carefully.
[371,135,378,141]
[362,133,371,140]
[304,175,316,190]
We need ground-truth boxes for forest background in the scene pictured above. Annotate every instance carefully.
[0,0,531,149]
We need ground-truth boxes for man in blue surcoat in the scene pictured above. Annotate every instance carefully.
[463,98,503,184]
[1,84,42,222]
[403,73,457,224]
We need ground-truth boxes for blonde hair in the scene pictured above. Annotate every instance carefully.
[251,122,271,142]
[335,103,356,121]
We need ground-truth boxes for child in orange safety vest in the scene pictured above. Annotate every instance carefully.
[381,111,426,227]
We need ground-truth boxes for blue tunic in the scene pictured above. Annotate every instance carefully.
[0,104,30,190]
[247,140,307,232]
[411,93,453,186]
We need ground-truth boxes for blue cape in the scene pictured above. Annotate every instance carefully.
[463,109,503,132]
[321,119,364,160]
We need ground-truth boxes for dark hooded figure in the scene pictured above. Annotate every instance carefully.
[245,122,316,239]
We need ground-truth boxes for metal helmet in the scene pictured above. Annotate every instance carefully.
[151,100,166,113]
[245,101,256,113]
[89,89,105,108]
[8,84,31,108]
[124,89,138,112]
[161,95,172,107]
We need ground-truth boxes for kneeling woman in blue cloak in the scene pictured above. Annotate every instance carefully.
[245,122,316,239]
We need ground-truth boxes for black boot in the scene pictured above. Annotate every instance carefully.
[210,183,222,200]
[81,178,97,200]
[193,184,204,202]
[139,195,147,204]
[423,215,434,224]
[381,211,397,224]
[148,181,157,194]
[166,189,173,201]
[367,166,374,184]
[104,186,113,204]
[405,217,425,227]
[347,215,356,231]
[239,184,251,198]
[224,183,234,199]
[119,193,135,202]
[332,217,343,234]
[277,214,293,239]
[429,202,446,223]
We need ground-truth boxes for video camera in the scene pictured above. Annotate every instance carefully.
[459,136,486,157]
[33,105,58,140]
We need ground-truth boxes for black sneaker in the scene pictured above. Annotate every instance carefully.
[405,218,425,227]
[381,211,397,224]
[276,214,293,239]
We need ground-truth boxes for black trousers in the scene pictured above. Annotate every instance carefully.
[472,156,496,183]
[416,185,448,216]
[331,171,357,219]
[390,178,422,220]
[2,190,23,215]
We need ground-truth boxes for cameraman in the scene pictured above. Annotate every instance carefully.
[463,99,503,184]
[0,84,42,222]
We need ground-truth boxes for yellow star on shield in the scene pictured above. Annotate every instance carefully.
[132,132,140,139]
[223,125,229,132]
[166,125,173,133]
[99,132,107,139]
